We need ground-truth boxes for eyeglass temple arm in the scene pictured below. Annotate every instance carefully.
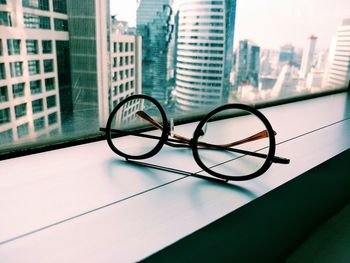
[136,111,289,164]
[136,111,274,147]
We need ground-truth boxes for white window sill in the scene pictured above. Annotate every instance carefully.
[0,92,350,262]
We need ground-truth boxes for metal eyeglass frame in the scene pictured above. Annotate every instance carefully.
[101,94,290,183]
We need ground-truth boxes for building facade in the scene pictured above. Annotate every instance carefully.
[136,0,174,104]
[66,0,110,133]
[174,0,236,112]
[325,18,350,89]
[0,0,68,144]
[299,35,317,79]
[234,39,260,89]
[110,33,142,109]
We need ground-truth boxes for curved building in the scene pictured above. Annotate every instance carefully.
[175,0,236,112]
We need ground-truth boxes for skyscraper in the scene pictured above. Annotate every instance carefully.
[110,31,142,108]
[325,18,350,89]
[174,0,236,112]
[234,39,260,89]
[136,0,174,104]
[0,0,69,144]
[66,0,110,133]
[279,44,295,65]
[299,35,317,79]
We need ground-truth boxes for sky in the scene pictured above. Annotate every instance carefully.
[110,0,350,50]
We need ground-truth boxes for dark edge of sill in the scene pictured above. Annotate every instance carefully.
[1,87,349,162]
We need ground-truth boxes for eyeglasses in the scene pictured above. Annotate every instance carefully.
[101,94,290,183]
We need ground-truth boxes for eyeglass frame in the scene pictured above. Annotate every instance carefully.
[104,94,289,182]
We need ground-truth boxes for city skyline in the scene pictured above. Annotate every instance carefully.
[110,0,350,50]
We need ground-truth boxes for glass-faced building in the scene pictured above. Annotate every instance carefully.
[136,0,174,104]
[174,0,236,112]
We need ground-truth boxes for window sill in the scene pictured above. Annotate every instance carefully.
[0,91,350,262]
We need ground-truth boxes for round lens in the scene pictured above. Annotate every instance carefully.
[192,104,275,181]
[106,95,169,159]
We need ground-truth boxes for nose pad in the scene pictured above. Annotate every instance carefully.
[199,123,207,136]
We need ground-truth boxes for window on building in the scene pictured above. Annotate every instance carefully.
[0,129,12,144]
[28,60,40,75]
[33,116,45,131]
[45,77,55,91]
[113,42,117,53]
[0,0,7,5]
[48,112,58,125]
[22,0,49,11]
[23,13,51,29]
[119,43,123,52]
[7,39,21,55]
[0,11,12,26]
[130,43,134,52]
[17,123,29,138]
[26,40,38,55]
[30,80,42,94]
[119,84,123,93]
[46,95,56,108]
[43,59,54,72]
[125,56,129,65]
[0,86,8,103]
[42,40,52,54]
[130,56,134,65]
[54,18,68,31]
[131,68,134,77]
[32,99,44,113]
[10,62,23,77]
[0,108,11,125]
[125,43,129,52]
[53,0,67,13]
[14,103,27,119]
[12,83,25,98]
[113,57,117,67]
[0,63,6,79]
[119,57,123,66]
[119,71,123,80]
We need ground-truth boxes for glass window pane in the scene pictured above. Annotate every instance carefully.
[0,63,6,79]
[30,80,42,94]
[32,99,43,113]
[0,129,13,144]
[42,40,52,54]
[0,86,8,103]
[45,77,55,91]
[46,95,56,108]
[28,60,40,75]
[12,83,25,98]
[0,108,11,124]
[48,112,58,125]
[7,39,21,55]
[33,116,45,131]
[0,11,12,27]
[17,123,29,138]
[54,18,68,31]
[10,62,23,77]
[43,59,54,72]
[26,39,38,55]
[14,103,27,119]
